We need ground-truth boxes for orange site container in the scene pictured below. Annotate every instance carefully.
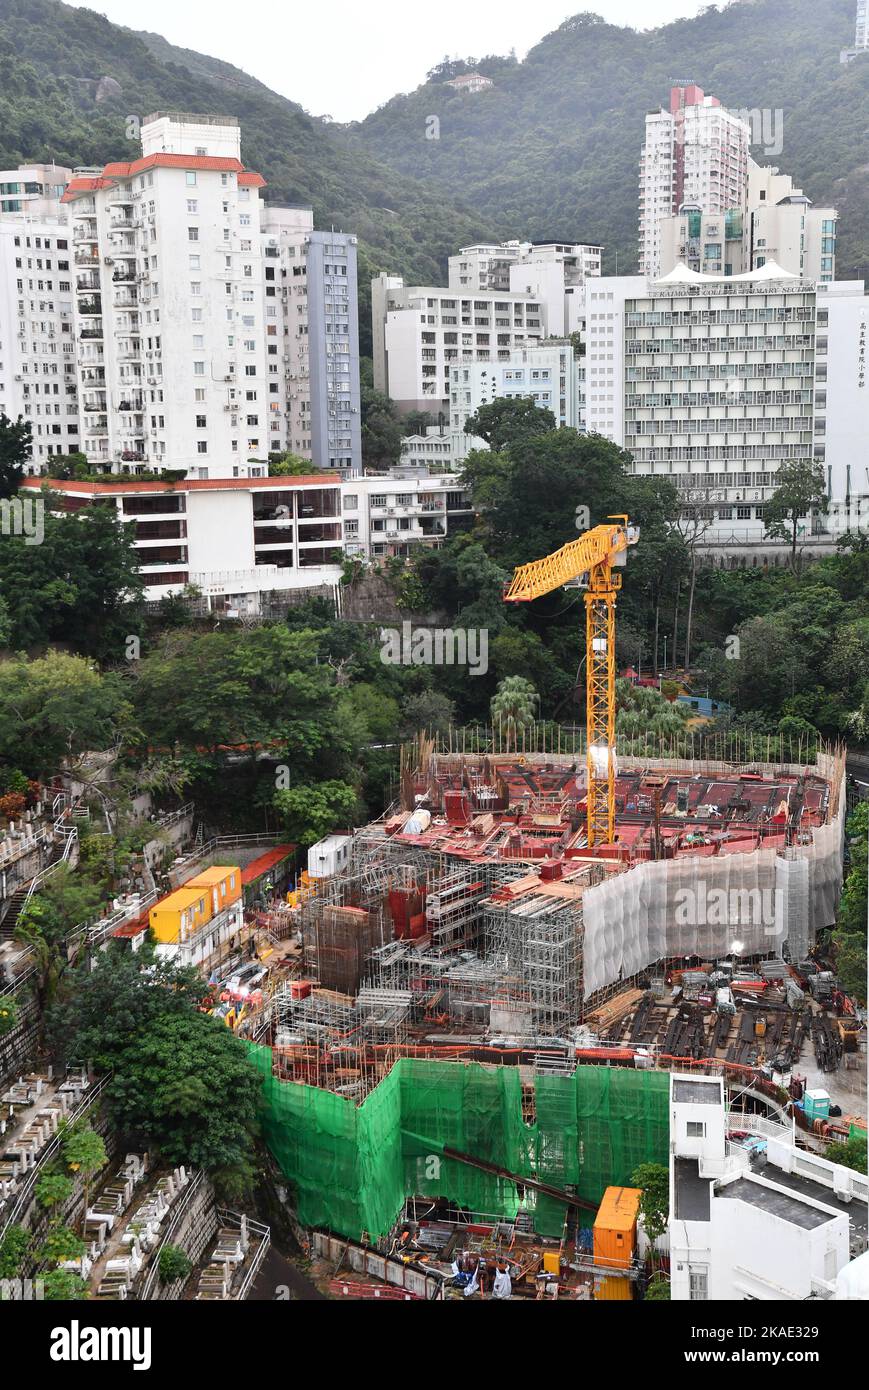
[593,1186,641,1301]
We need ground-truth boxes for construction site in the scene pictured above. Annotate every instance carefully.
[238,738,866,1295]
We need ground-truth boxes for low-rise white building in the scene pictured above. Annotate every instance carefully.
[668,1073,864,1301]
[371,273,547,415]
[449,240,602,337]
[21,466,474,601]
[343,470,473,560]
[399,425,481,472]
[449,340,582,432]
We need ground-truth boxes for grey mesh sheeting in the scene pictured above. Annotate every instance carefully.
[582,752,846,999]
[583,848,782,998]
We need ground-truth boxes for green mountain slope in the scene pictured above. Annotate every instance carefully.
[0,0,502,352]
[350,1,869,280]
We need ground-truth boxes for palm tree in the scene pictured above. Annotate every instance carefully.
[490,677,539,752]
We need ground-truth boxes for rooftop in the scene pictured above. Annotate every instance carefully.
[718,1177,839,1230]
[673,1078,722,1105]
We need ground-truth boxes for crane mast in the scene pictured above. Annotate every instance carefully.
[504,516,638,847]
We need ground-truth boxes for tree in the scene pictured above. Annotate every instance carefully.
[158,1244,193,1284]
[41,1270,88,1301]
[273,780,358,847]
[40,1225,86,1266]
[268,451,318,477]
[630,1162,669,1256]
[831,1135,867,1175]
[490,676,538,750]
[62,1124,108,1225]
[463,396,556,452]
[360,386,403,468]
[0,412,32,498]
[0,495,144,658]
[35,1170,74,1219]
[644,1274,671,1300]
[15,867,105,1018]
[0,1225,30,1279]
[0,651,131,781]
[764,460,828,571]
[401,410,434,437]
[400,690,455,739]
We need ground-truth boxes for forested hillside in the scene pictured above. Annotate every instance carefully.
[0,0,501,352]
[351,1,869,280]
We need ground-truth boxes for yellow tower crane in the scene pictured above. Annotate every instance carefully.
[504,516,639,846]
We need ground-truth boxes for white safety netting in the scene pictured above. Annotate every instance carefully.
[582,754,845,999]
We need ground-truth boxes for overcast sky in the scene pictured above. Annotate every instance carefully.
[67,0,711,122]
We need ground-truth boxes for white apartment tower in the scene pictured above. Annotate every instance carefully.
[639,85,750,281]
[449,341,582,432]
[0,166,82,468]
[658,165,838,284]
[62,113,270,478]
[261,207,362,475]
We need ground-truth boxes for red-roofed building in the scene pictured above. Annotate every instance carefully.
[60,111,277,483]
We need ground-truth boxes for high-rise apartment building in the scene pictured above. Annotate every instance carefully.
[261,207,361,475]
[61,113,271,479]
[0,166,82,469]
[841,1,869,60]
[659,165,837,283]
[372,273,547,415]
[639,85,750,280]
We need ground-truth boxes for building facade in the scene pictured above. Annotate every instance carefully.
[639,85,750,281]
[449,239,602,337]
[261,207,361,475]
[668,1073,862,1301]
[449,340,582,432]
[659,165,837,285]
[62,113,271,478]
[21,466,473,600]
[372,273,547,415]
[583,267,869,550]
[0,200,81,469]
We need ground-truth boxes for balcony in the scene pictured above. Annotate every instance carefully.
[79,325,104,340]
[77,296,102,316]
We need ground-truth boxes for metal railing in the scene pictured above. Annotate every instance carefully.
[0,1074,110,1245]
[216,1209,272,1300]
[137,1169,206,1301]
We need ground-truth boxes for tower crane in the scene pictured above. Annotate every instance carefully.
[504,515,639,846]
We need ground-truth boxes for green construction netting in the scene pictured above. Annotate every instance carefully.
[246,1045,669,1241]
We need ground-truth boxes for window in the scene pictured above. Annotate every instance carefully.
[189,255,200,270]
[196,441,207,454]
[185,172,197,186]
[688,1269,708,1301]
[195,415,207,428]
[187,200,198,214]
[686,1121,705,1138]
